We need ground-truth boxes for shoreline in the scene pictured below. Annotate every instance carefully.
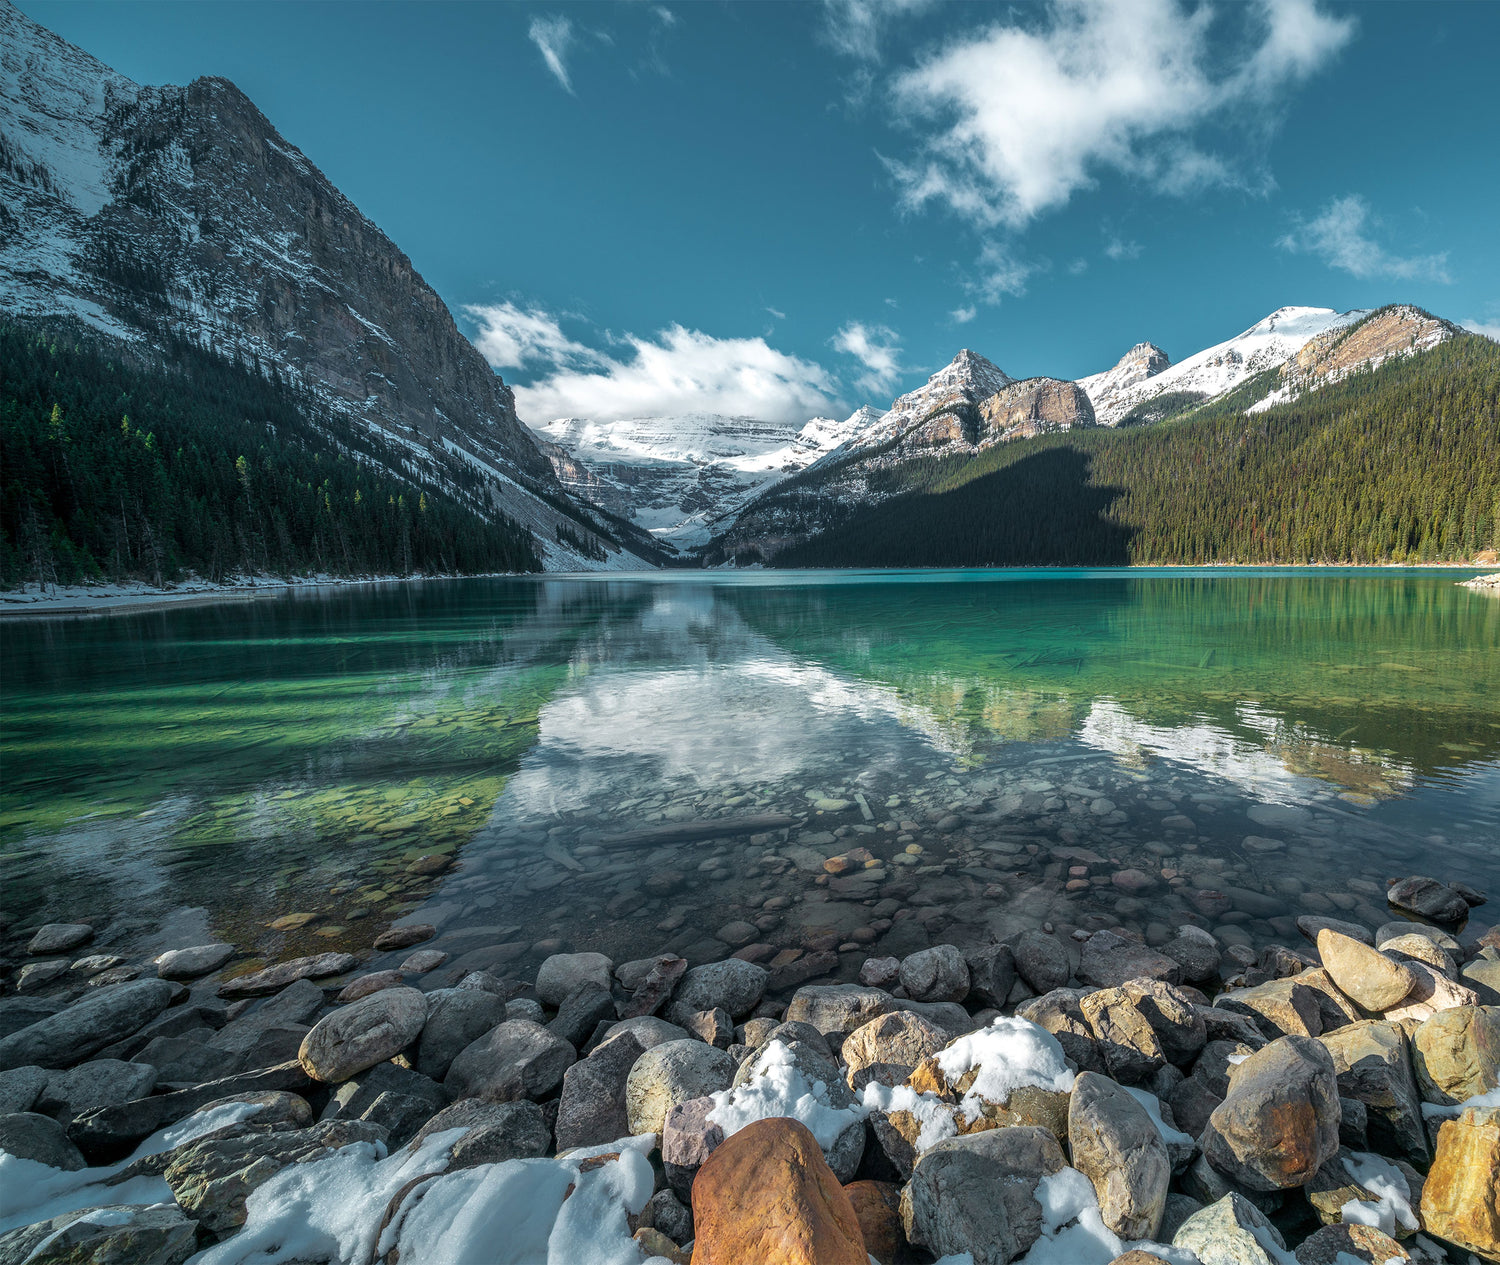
[5,561,1498,620]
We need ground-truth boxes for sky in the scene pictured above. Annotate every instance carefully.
[20,0,1500,426]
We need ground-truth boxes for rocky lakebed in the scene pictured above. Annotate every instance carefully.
[0,857,1498,1265]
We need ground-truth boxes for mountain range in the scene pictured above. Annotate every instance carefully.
[2,1,1494,582]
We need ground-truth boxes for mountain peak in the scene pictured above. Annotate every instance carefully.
[1119,342,1170,374]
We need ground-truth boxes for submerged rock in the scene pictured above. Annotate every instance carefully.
[154,944,236,980]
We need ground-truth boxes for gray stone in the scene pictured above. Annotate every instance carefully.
[163,1119,386,1233]
[155,944,236,979]
[26,924,94,956]
[415,988,506,1081]
[1163,931,1222,985]
[731,1037,864,1180]
[666,959,767,1026]
[1383,961,1479,1024]
[1172,1192,1290,1265]
[1160,1192,1205,1242]
[133,1036,244,1087]
[902,1126,1067,1265]
[1120,978,1207,1066]
[624,1038,734,1135]
[17,960,71,992]
[898,945,970,1003]
[1069,1071,1170,1239]
[0,1203,198,1265]
[1381,934,1458,979]
[444,1019,575,1103]
[1317,930,1420,1013]
[1293,1222,1409,1265]
[215,952,357,998]
[1319,1020,1427,1162]
[547,983,616,1049]
[1376,922,1461,953]
[639,1188,693,1245]
[1080,986,1167,1084]
[1297,915,1374,947]
[783,984,895,1045]
[965,944,1017,1009]
[1201,1035,1341,1191]
[356,1091,436,1147]
[297,986,427,1083]
[0,1066,47,1115]
[505,998,545,1024]
[1411,1004,1500,1106]
[0,1110,85,1169]
[1217,979,1323,1040]
[208,979,325,1059]
[842,1010,948,1092]
[682,1007,734,1050]
[1386,876,1469,925]
[535,952,613,1007]
[0,980,178,1071]
[661,1096,724,1197]
[0,998,65,1040]
[603,1015,691,1049]
[411,1097,550,1169]
[555,1030,646,1151]
[1079,931,1181,989]
[39,1059,158,1121]
[1017,989,1105,1073]
[1012,931,1071,994]
[321,1060,446,1124]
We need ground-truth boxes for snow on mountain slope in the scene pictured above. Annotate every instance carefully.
[834,349,1014,458]
[1082,307,1367,424]
[1076,343,1170,423]
[531,407,878,549]
[0,0,649,571]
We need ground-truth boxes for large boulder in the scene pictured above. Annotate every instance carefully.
[1011,931,1071,994]
[1420,1104,1500,1261]
[1080,986,1166,1084]
[1317,930,1420,1013]
[215,952,357,998]
[1318,1020,1426,1162]
[1079,931,1180,989]
[414,989,507,1081]
[0,1203,198,1265]
[534,952,613,1007]
[1293,1222,1410,1265]
[442,1019,575,1103]
[38,1059,158,1122]
[409,1098,549,1169]
[1068,1071,1170,1240]
[841,1011,948,1092]
[898,946,969,1003]
[966,944,1017,1009]
[0,980,178,1071]
[688,1117,867,1265]
[26,924,94,955]
[555,1030,646,1150]
[1016,989,1105,1073]
[667,960,767,1027]
[901,1126,1066,1265]
[1200,1035,1341,1191]
[1411,1005,1500,1105]
[0,1110,86,1168]
[1172,1192,1291,1265]
[1386,876,1469,925]
[155,943,237,980]
[297,986,427,1084]
[624,1038,733,1135]
[1383,962,1479,1024]
[1217,979,1323,1040]
[784,985,895,1045]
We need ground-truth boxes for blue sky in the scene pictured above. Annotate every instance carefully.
[21,0,1500,425]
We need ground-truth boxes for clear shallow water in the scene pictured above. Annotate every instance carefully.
[2,569,1497,975]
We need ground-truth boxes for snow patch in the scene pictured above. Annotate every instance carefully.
[705,1040,865,1149]
[932,1016,1075,1123]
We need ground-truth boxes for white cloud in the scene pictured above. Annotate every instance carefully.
[832,321,904,395]
[465,302,602,371]
[529,14,577,93]
[971,240,1036,304]
[1277,195,1451,283]
[765,305,787,320]
[887,0,1355,230]
[1461,319,1500,343]
[821,0,936,62]
[950,305,977,324]
[1067,257,1089,275]
[1105,236,1143,260]
[652,5,678,26]
[504,324,839,424]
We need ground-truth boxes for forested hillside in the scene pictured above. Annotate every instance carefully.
[772,332,1500,568]
[0,324,543,586]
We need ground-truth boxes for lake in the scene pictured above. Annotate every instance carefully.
[2,568,1497,979]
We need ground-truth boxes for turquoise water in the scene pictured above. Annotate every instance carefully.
[2,569,1497,969]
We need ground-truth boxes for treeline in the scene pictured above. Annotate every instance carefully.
[0,324,541,587]
[775,333,1500,568]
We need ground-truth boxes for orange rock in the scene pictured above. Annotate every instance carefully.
[1421,1106,1500,1261]
[845,1180,903,1264]
[690,1117,867,1265]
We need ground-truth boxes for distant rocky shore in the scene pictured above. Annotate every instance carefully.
[0,872,1497,1265]
[1460,571,1500,592]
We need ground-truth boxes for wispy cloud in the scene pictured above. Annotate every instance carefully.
[832,321,905,395]
[970,240,1036,305]
[886,0,1354,231]
[652,5,677,26]
[950,305,977,324]
[1067,257,1089,275]
[1105,237,1143,261]
[1277,195,1451,283]
[765,305,787,321]
[820,0,935,63]
[465,302,602,370]
[529,14,577,94]
[1463,320,1500,343]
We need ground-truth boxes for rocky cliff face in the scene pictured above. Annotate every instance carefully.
[0,1,647,570]
[979,377,1097,442]
[1247,305,1460,414]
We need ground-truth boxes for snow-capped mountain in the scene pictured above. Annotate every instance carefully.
[1080,306,1366,424]
[834,348,1015,458]
[530,407,879,549]
[0,0,650,571]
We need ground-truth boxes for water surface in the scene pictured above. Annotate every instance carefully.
[3,569,1496,974]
